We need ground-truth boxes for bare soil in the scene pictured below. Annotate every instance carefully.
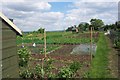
[30,44,91,78]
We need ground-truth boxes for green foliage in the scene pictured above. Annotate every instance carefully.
[17,32,97,45]
[48,72,56,78]
[38,28,44,33]
[19,58,82,78]
[18,47,31,67]
[114,32,120,48]
[58,66,73,78]
[90,18,104,30]
[83,71,90,78]
[78,22,89,32]
[116,21,120,30]
[44,58,54,73]
[69,61,82,73]
[66,26,74,31]
[19,69,32,78]
[58,61,82,78]
[114,38,120,48]
[35,64,43,78]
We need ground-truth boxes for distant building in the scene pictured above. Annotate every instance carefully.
[72,27,78,33]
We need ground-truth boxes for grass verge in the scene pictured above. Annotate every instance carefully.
[88,33,110,78]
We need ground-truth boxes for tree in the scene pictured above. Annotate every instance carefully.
[78,22,89,32]
[38,28,44,33]
[115,21,120,31]
[66,26,74,31]
[103,25,109,31]
[90,19,104,31]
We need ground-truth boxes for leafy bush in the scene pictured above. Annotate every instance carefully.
[34,58,54,78]
[58,66,73,78]
[18,47,31,67]
[114,38,120,48]
[38,28,44,33]
[58,61,82,78]
[48,72,56,78]
[69,61,82,73]
[19,69,32,78]
[44,58,54,73]
[35,64,43,78]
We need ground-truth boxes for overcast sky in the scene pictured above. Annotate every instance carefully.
[0,0,119,31]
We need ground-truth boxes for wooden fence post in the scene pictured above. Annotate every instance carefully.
[44,29,47,58]
[90,27,93,61]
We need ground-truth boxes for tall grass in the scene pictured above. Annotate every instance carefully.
[89,33,110,78]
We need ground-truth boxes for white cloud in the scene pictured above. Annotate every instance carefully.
[1,1,118,31]
[10,11,64,31]
[79,0,119,2]
[2,1,51,12]
[65,2,117,25]
[1,0,25,2]
[34,2,51,10]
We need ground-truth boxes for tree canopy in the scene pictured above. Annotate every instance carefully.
[90,19,104,30]
[38,28,44,33]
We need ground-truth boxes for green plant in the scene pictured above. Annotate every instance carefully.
[58,66,73,78]
[69,61,82,73]
[17,31,98,45]
[83,71,90,78]
[114,38,120,48]
[44,59,54,71]
[18,47,31,67]
[34,58,54,78]
[57,61,82,78]
[35,64,42,78]
[48,72,56,78]
[19,69,32,78]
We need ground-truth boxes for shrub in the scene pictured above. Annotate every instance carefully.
[114,38,120,48]
[69,61,82,73]
[35,64,42,78]
[19,69,32,78]
[58,61,82,78]
[44,58,54,73]
[18,47,31,67]
[58,66,73,78]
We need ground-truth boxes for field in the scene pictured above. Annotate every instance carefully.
[17,31,118,78]
[17,31,98,45]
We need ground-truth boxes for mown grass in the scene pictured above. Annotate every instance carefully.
[88,33,110,78]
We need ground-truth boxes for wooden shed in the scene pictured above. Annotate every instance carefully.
[0,12,22,79]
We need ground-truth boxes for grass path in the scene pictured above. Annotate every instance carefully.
[88,33,110,78]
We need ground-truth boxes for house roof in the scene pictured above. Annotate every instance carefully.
[0,12,22,36]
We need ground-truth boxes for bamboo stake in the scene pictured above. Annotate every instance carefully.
[41,58,44,78]
[44,29,47,58]
[41,28,46,78]
[90,27,93,61]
